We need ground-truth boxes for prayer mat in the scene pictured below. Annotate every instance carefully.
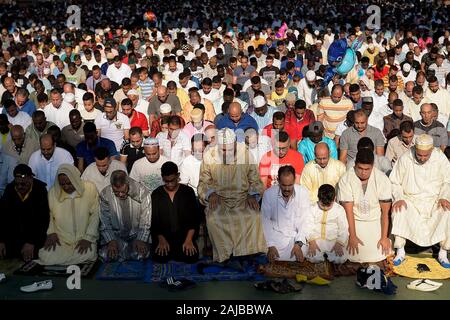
[144,256,266,283]
[14,260,98,278]
[257,260,334,280]
[0,259,23,276]
[393,255,450,280]
[332,256,395,277]
[96,260,146,280]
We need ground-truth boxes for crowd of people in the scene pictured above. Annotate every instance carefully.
[0,0,449,273]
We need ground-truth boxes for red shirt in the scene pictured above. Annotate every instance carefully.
[130,111,149,132]
[284,109,315,142]
[150,115,185,138]
[373,65,389,81]
[259,149,305,188]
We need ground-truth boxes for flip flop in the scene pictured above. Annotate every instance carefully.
[438,259,450,269]
[306,276,331,286]
[393,256,405,266]
[407,279,441,292]
[295,274,308,283]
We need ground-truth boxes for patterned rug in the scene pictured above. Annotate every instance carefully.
[257,260,334,280]
[0,259,23,276]
[96,260,147,280]
[14,260,98,278]
[393,255,450,280]
[144,256,267,283]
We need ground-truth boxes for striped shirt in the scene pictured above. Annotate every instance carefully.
[318,97,354,138]
[137,78,155,101]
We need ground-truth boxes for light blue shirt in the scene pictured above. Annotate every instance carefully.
[0,151,16,197]
[250,107,277,134]
[297,137,338,164]
[28,147,74,190]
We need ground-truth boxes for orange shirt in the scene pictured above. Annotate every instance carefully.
[259,149,305,188]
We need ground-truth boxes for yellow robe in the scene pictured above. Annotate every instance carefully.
[337,167,392,263]
[198,143,266,262]
[389,148,450,248]
[300,158,346,203]
[37,180,99,265]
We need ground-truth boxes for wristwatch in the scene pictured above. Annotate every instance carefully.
[294,241,304,247]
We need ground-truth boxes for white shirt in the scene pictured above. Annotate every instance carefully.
[7,111,32,130]
[106,63,132,84]
[399,70,417,84]
[163,68,182,83]
[81,159,127,193]
[28,147,74,190]
[297,78,318,107]
[156,130,191,167]
[179,154,202,195]
[178,80,197,95]
[201,47,217,59]
[133,99,150,120]
[79,105,101,122]
[95,112,131,151]
[248,135,272,163]
[44,101,74,129]
[199,88,221,104]
[129,155,169,192]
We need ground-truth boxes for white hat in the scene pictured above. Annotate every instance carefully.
[315,40,323,44]
[379,47,386,53]
[196,30,202,35]
[159,103,172,113]
[143,137,159,147]
[306,70,316,81]
[176,50,183,57]
[104,27,111,32]
[127,89,139,96]
[98,30,104,36]
[253,96,266,109]
[123,30,128,36]
[415,134,434,151]
[217,26,223,32]
[63,93,75,103]
[368,43,375,50]
[85,36,92,41]
[314,30,320,36]
[217,128,236,145]
[402,63,411,73]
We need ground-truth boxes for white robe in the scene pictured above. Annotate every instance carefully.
[337,167,392,263]
[261,184,311,261]
[389,148,450,249]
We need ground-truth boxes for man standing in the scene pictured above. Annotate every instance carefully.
[317,84,353,139]
[337,149,392,263]
[383,99,413,140]
[81,147,127,193]
[156,115,191,167]
[120,98,150,137]
[0,164,49,262]
[298,121,338,164]
[3,100,32,129]
[339,110,385,164]
[99,170,152,262]
[151,161,200,263]
[182,108,214,140]
[300,143,346,203]
[95,97,130,152]
[413,103,448,151]
[106,56,132,85]
[285,99,315,143]
[148,86,182,123]
[424,75,450,125]
[262,165,310,262]
[390,134,450,268]
[120,127,145,173]
[259,131,304,189]
[198,128,266,262]
[61,109,85,149]
[130,137,169,193]
[28,134,74,190]
[386,121,416,165]
[25,111,55,144]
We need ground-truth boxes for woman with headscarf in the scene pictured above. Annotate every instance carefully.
[37,164,99,265]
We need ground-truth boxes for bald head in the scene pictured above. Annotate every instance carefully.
[229,102,242,124]
[10,124,24,136]
[157,86,168,103]
[40,134,56,160]
[10,125,25,147]
[314,142,330,168]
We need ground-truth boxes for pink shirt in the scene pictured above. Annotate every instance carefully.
[182,120,214,139]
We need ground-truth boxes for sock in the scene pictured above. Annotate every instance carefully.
[438,249,449,263]
[394,247,405,261]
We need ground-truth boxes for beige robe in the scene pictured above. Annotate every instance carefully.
[198,143,266,262]
[300,158,346,203]
[389,148,450,249]
[337,167,392,263]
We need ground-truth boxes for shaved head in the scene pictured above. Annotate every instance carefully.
[228,102,242,124]
[314,142,330,168]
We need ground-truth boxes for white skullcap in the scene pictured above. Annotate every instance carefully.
[286,92,296,102]
[306,70,316,81]
[159,103,172,113]
[217,128,236,145]
[196,30,202,35]
[176,50,183,57]
[402,63,411,72]
[85,36,92,41]
[63,93,75,103]
[253,95,266,109]
[415,134,434,151]
[217,26,223,32]
[314,30,320,36]
[127,89,139,96]
[143,137,159,147]
[379,47,386,53]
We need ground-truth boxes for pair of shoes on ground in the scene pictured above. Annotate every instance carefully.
[20,280,53,293]
[255,279,304,294]
[160,277,196,291]
[407,279,443,292]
